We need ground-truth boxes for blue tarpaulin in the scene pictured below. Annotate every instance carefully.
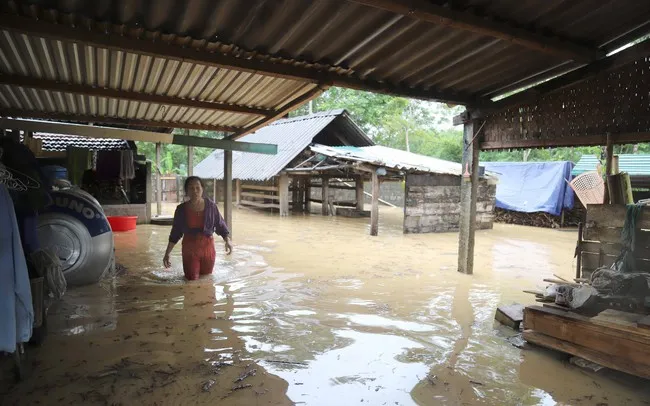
[482,161,575,216]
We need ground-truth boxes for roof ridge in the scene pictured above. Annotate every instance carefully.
[269,109,346,126]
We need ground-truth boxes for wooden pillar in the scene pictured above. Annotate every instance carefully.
[145,161,152,223]
[235,179,241,206]
[321,176,330,216]
[305,178,311,213]
[604,133,613,203]
[279,173,290,216]
[155,142,162,217]
[224,150,233,232]
[291,177,299,213]
[213,178,217,202]
[186,128,194,177]
[295,178,303,213]
[458,120,480,275]
[187,146,194,176]
[370,170,380,236]
[356,175,365,211]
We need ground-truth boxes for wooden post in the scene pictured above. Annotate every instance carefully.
[305,178,311,213]
[279,173,290,216]
[155,142,162,217]
[145,161,152,223]
[291,177,299,213]
[186,129,194,176]
[356,175,365,211]
[370,170,380,236]
[458,120,480,274]
[235,179,241,206]
[604,133,613,203]
[321,176,330,216]
[295,178,303,213]
[224,150,233,232]
[213,178,217,202]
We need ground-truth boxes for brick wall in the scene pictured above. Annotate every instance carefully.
[403,173,496,234]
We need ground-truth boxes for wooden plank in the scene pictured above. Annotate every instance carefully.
[581,240,650,260]
[584,227,650,249]
[239,200,280,209]
[585,205,650,229]
[481,132,650,150]
[370,170,380,236]
[0,116,278,154]
[241,184,279,192]
[591,310,650,337]
[240,192,280,201]
[523,330,650,379]
[328,185,357,190]
[523,306,650,363]
[581,252,616,271]
[495,304,524,330]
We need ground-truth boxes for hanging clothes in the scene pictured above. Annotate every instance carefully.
[120,149,135,180]
[96,150,121,181]
[66,146,93,186]
[0,184,34,353]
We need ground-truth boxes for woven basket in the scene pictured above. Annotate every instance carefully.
[570,171,605,206]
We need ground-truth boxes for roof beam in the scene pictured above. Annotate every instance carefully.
[0,109,238,132]
[0,117,278,154]
[0,14,477,105]
[0,75,271,117]
[480,132,650,150]
[229,84,330,140]
[348,0,603,63]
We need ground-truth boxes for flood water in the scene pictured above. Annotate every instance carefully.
[2,205,650,406]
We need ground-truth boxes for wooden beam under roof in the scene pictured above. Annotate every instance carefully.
[480,132,650,150]
[0,75,271,117]
[0,117,278,154]
[0,109,238,132]
[348,0,603,63]
[0,13,479,105]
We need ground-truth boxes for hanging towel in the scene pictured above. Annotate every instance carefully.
[120,149,135,180]
[66,146,93,186]
[0,184,34,353]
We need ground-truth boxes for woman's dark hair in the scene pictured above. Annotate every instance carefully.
[184,176,204,193]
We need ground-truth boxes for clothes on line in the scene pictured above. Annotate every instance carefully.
[67,146,93,186]
[96,150,135,181]
[0,184,34,353]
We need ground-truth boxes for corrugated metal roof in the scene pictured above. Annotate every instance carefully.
[0,0,646,129]
[31,132,128,151]
[194,110,372,181]
[572,154,650,176]
[0,26,316,132]
[311,144,466,176]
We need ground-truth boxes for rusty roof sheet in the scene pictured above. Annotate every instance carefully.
[194,110,372,180]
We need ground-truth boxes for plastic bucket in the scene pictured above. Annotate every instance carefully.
[107,216,138,232]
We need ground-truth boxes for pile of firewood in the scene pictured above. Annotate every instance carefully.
[494,206,585,228]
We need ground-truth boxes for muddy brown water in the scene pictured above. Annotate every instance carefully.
[2,205,650,406]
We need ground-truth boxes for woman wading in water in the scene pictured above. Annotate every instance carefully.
[163,176,233,280]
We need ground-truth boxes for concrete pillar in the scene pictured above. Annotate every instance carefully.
[155,142,162,217]
[458,120,480,275]
[187,145,194,176]
[370,170,380,236]
[224,150,233,232]
[279,173,290,216]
